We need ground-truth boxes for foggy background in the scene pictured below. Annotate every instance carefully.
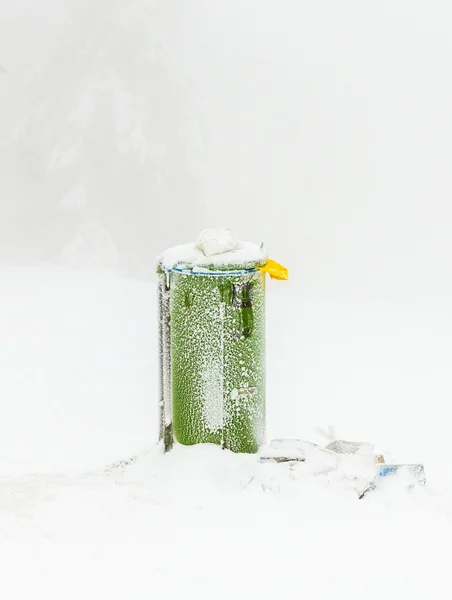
[1,0,452,469]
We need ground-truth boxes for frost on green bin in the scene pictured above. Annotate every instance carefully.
[157,230,270,454]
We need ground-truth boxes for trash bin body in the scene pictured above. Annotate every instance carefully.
[158,247,267,454]
[171,267,266,453]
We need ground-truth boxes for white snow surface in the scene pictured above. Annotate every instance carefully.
[1,266,452,599]
[159,239,267,271]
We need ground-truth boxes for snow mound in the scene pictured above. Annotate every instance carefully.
[195,228,238,256]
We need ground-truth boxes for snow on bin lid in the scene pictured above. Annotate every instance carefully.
[158,229,268,272]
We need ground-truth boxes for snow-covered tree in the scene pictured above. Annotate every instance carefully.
[0,0,202,273]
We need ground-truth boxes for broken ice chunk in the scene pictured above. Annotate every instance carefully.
[377,464,426,485]
[260,439,338,475]
[326,440,374,455]
[259,439,307,463]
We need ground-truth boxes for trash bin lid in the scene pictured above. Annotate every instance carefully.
[158,231,268,274]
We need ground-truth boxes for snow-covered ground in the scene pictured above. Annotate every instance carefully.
[1,266,452,599]
[0,267,155,476]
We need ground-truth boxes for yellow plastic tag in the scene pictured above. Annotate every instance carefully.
[258,259,289,280]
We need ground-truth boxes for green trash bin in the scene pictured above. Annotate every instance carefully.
[158,232,285,454]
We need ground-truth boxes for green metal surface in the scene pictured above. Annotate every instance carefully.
[170,269,266,454]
